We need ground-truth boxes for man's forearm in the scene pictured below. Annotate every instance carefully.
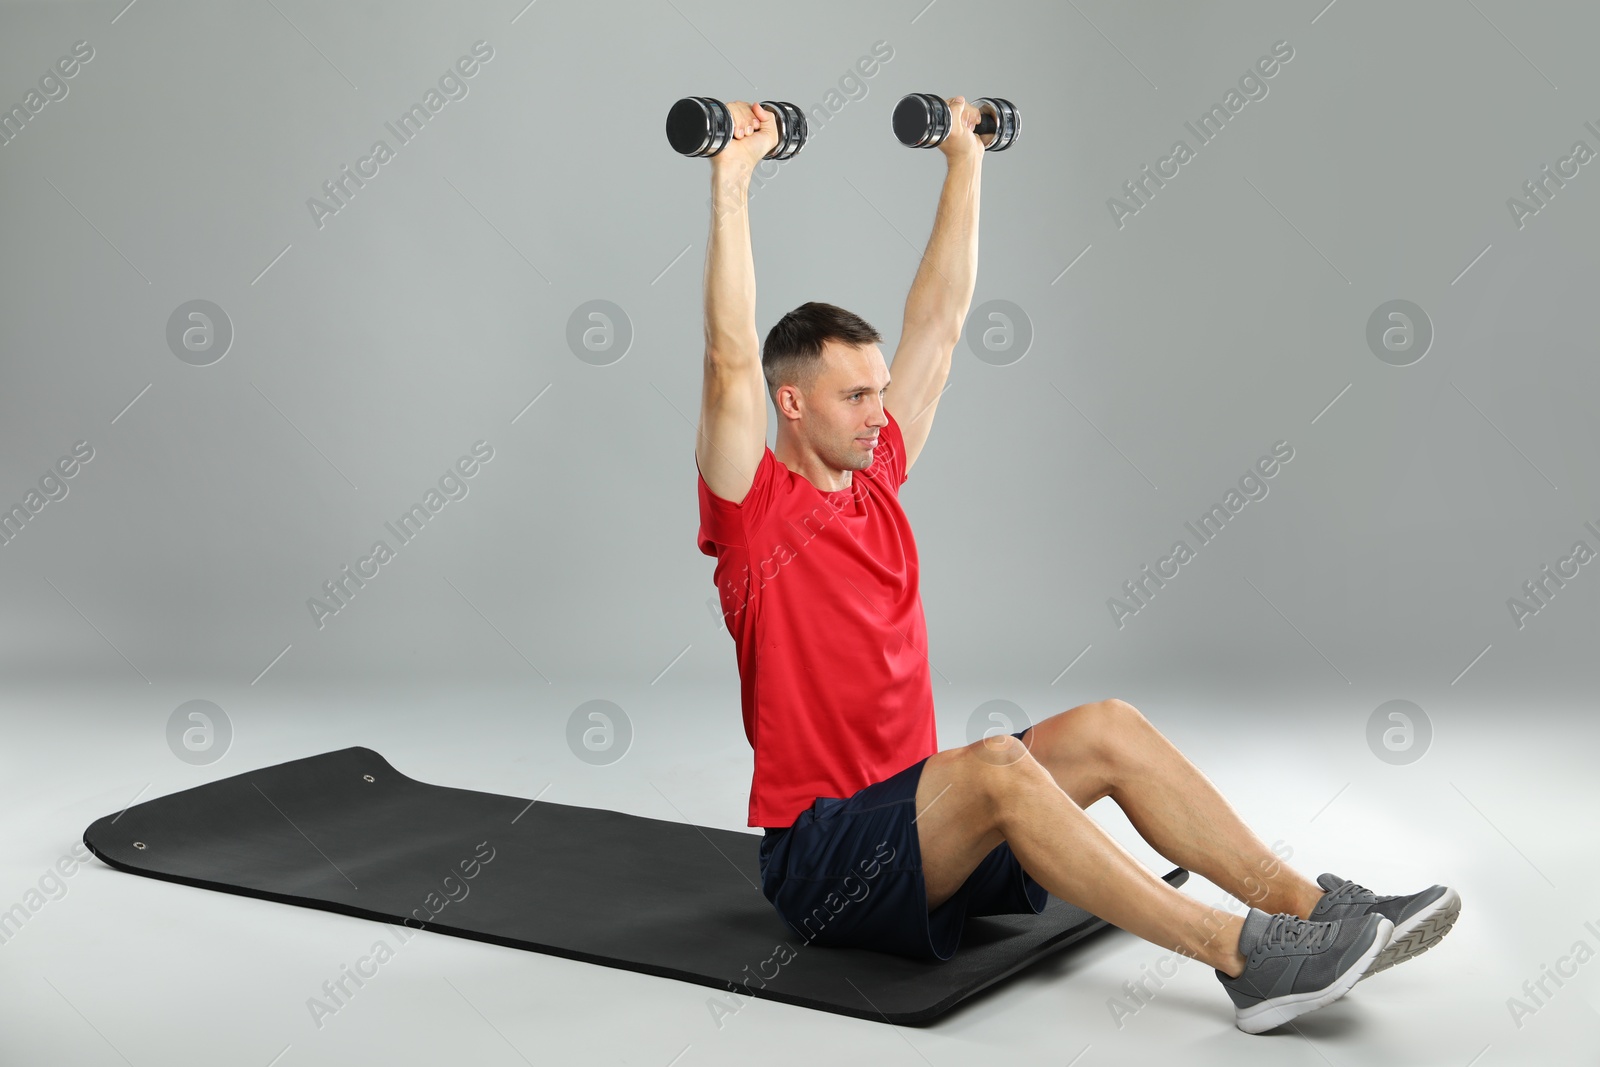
[704,164,759,359]
[903,154,982,339]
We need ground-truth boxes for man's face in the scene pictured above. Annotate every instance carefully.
[799,341,890,473]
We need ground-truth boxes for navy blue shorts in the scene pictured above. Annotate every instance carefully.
[756,730,1048,962]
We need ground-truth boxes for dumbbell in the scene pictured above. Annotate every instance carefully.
[892,94,1020,152]
[666,98,808,160]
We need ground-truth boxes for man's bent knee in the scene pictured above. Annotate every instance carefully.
[928,735,1045,819]
[967,731,1032,767]
[1025,699,1151,792]
[1067,698,1152,748]
[1096,697,1148,726]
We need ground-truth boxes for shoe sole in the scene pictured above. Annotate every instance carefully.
[1363,887,1461,979]
[1234,917,1394,1034]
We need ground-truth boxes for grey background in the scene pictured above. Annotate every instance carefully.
[2,1,1597,1064]
[1,0,1594,700]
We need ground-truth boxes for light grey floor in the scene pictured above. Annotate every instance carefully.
[3,679,1595,1066]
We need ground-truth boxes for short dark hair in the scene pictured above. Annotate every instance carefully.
[762,301,883,402]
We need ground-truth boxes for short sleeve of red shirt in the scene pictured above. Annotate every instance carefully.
[696,409,937,828]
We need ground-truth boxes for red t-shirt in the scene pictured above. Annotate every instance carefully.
[696,409,939,828]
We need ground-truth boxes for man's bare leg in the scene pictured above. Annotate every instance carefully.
[1017,698,1325,920]
[915,733,1250,977]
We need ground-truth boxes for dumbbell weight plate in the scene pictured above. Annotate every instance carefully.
[892,92,949,149]
[763,100,808,161]
[666,97,729,157]
[972,97,1020,152]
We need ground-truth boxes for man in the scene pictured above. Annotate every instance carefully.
[693,98,1459,1034]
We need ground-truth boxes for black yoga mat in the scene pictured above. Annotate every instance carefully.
[83,746,1188,1025]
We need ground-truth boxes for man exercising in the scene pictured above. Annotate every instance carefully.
[692,98,1459,1033]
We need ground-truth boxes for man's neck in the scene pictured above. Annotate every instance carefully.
[774,437,852,493]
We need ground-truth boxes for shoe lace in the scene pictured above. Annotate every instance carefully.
[1259,913,1335,952]
[1325,877,1379,905]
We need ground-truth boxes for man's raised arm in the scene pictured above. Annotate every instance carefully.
[695,102,779,506]
[883,96,986,473]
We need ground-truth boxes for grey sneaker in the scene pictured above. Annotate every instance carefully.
[1216,907,1392,1033]
[1309,872,1460,978]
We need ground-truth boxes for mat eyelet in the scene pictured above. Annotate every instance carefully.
[133,841,147,850]
[363,774,375,783]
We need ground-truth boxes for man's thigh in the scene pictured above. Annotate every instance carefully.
[917,729,1043,911]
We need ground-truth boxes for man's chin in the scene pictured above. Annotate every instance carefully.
[832,445,873,472]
